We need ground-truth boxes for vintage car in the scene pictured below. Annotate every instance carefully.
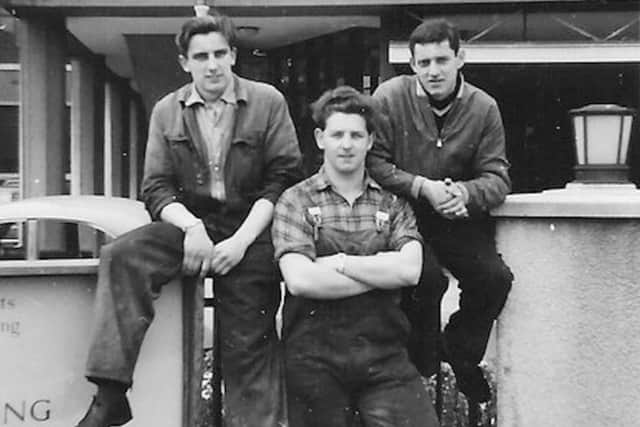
[0,195,149,260]
[0,174,20,248]
[0,196,202,427]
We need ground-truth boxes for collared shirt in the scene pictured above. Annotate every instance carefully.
[272,167,422,261]
[185,80,237,201]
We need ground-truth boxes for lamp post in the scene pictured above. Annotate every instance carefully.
[569,104,636,184]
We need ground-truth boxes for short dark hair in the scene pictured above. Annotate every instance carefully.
[311,86,380,134]
[409,18,460,56]
[175,13,237,56]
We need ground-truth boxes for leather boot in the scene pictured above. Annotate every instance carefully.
[76,387,132,427]
[442,338,491,403]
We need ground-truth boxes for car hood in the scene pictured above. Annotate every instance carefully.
[0,195,151,237]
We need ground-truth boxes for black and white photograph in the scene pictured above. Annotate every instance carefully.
[0,1,638,426]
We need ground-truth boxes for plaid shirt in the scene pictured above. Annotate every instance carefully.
[272,168,422,261]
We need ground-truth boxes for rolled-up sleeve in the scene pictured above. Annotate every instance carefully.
[389,196,423,251]
[141,102,180,220]
[272,188,316,261]
[259,90,303,205]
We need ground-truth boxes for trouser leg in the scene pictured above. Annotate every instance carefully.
[285,348,355,427]
[402,242,448,377]
[433,220,513,365]
[357,351,439,427]
[85,222,183,385]
[358,377,438,427]
[215,239,286,427]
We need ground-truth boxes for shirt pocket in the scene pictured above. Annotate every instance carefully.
[167,134,200,191]
[228,131,264,195]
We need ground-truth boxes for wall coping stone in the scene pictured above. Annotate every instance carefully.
[491,183,640,218]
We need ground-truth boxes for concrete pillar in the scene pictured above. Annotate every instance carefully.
[378,12,396,84]
[492,184,640,427]
[128,97,139,200]
[104,79,125,197]
[70,56,97,196]
[93,56,106,195]
[17,15,66,198]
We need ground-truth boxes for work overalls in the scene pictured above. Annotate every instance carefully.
[283,198,439,427]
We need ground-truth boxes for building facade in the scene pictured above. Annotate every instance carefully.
[0,0,638,200]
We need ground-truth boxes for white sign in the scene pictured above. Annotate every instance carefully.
[0,273,184,427]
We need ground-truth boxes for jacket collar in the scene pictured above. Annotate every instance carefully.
[409,73,468,133]
[174,75,247,165]
[176,74,249,107]
[415,73,466,101]
[184,78,237,107]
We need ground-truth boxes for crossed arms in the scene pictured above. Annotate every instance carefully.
[279,240,422,300]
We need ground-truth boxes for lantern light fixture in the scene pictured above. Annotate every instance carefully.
[569,104,636,184]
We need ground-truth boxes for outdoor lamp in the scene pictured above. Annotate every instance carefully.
[569,104,636,183]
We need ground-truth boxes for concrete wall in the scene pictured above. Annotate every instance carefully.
[493,186,640,427]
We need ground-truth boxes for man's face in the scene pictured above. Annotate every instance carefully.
[315,112,372,176]
[410,40,464,101]
[179,31,236,102]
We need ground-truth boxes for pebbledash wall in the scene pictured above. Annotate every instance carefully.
[491,184,640,427]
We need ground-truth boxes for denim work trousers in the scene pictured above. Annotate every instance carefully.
[85,221,284,427]
[406,215,513,374]
[284,225,439,427]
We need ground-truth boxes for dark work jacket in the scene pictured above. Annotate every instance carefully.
[141,75,302,229]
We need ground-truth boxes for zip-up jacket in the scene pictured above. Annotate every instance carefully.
[367,74,511,217]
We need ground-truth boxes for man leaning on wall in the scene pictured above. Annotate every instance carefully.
[367,18,514,403]
[76,12,302,427]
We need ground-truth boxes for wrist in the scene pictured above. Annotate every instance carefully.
[411,176,428,200]
[456,182,470,204]
[421,178,435,200]
[231,232,252,250]
[182,218,203,233]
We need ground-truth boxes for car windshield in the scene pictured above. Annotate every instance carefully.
[0,219,111,260]
[0,174,19,204]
